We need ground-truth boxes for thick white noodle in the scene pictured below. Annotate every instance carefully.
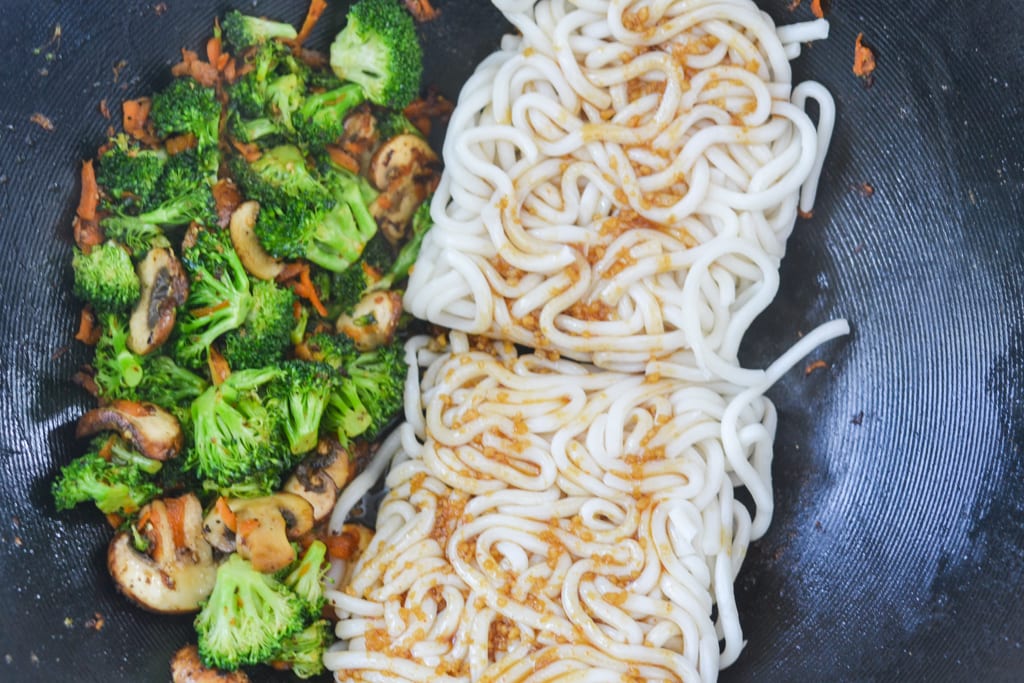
[326,323,846,681]
[327,1,847,681]
[405,0,835,373]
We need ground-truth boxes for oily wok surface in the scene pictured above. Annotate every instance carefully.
[0,1,1022,681]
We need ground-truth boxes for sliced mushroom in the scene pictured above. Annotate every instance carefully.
[76,399,183,461]
[367,134,441,243]
[228,201,284,281]
[340,104,379,175]
[336,289,403,351]
[171,643,251,683]
[108,493,218,613]
[229,493,315,573]
[283,438,354,523]
[128,248,188,355]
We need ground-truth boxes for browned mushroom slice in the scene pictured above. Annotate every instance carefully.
[228,201,284,281]
[283,438,354,523]
[367,134,441,243]
[336,289,403,351]
[108,493,218,613]
[229,493,315,573]
[339,104,379,175]
[171,643,251,683]
[76,399,183,461]
[128,247,188,355]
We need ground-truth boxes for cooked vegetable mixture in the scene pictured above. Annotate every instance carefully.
[54,1,441,678]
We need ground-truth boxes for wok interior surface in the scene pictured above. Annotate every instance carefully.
[1,1,1022,681]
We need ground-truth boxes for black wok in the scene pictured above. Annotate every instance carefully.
[1,1,1022,681]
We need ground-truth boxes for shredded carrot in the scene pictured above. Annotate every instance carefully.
[325,529,360,560]
[97,435,116,461]
[104,513,123,528]
[805,359,828,375]
[292,0,328,48]
[76,160,99,223]
[853,33,876,78]
[206,34,229,72]
[136,508,153,535]
[288,264,327,317]
[163,495,188,550]
[403,0,440,22]
[276,261,306,283]
[165,132,197,155]
[212,178,243,227]
[403,90,454,136]
[326,145,359,173]
[171,48,220,87]
[122,98,158,146]
[238,518,261,537]
[230,137,262,162]
[190,299,231,318]
[74,307,101,345]
[98,99,111,120]
[207,345,232,386]
[30,112,55,131]
[214,496,238,533]
[811,0,824,18]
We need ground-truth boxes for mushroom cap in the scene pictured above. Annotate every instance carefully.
[76,399,183,461]
[128,247,188,355]
[107,494,217,614]
[228,201,284,281]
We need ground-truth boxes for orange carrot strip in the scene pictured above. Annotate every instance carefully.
[293,0,328,48]
[74,307,101,345]
[326,145,359,173]
[853,33,876,78]
[164,496,188,550]
[293,264,329,317]
[811,0,824,18]
[165,132,197,155]
[206,35,222,70]
[122,98,157,145]
[214,496,237,533]
[207,345,231,386]
[104,513,123,529]
[324,529,360,560]
[76,160,99,222]
[403,0,439,22]
[230,137,262,162]
[190,299,231,318]
[238,518,260,537]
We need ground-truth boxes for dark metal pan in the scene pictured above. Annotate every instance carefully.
[1,1,1021,681]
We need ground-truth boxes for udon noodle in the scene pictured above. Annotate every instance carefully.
[405,0,834,374]
[326,0,847,680]
[325,323,846,681]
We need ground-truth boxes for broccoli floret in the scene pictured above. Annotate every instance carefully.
[375,109,422,141]
[373,196,432,290]
[222,279,296,370]
[329,261,379,315]
[228,40,309,124]
[52,437,162,515]
[221,10,298,51]
[281,540,328,617]
[101,184,214,255]
[175,229,254,368]
[292,83,367,148]
[233,144,326,203]
[187,367,289,496]
[329,0,423,109]
[308,333,406,441]
[270,361,336,455]
[96,134,167,208]
[345,339,407,438]
[150,77,221,176]
[71,242,140,315]
[271,619,329,679]
[137,354,209,408]
[154,149,209,204]
[246,158,378,273]
[91,314,144,399]
[195,553,305,671]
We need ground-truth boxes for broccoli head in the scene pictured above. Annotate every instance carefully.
[95,134,167,208]
[291,83,367,148]
[221,10,298,51]
[329,0,423,109]
[91,314,144,400]
[101,183,215,256]
[271,619,329,679]
[175,229,254,368]
[150,77,221,176]
[281,540,328,618]
[52,436,162,515]
[233,144,326,203]
[195,553,305,671]
[222,279,297,370]
[270,361,337,455]
[137,354,209,409]
[187,367,289,496]
[72,242,140,315]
